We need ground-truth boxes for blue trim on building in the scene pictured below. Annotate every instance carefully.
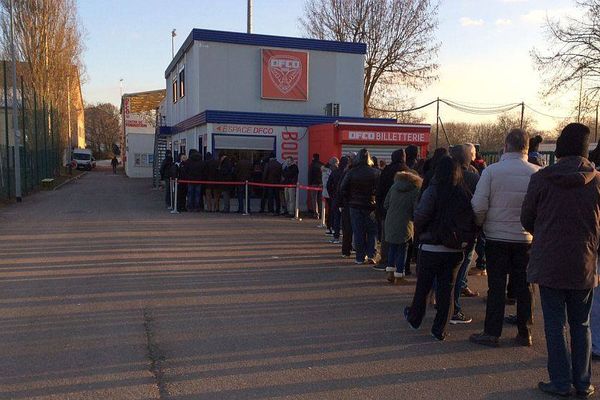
[169,110,396,134]
[166,28,366,78]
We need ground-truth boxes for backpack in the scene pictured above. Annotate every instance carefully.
[433,189,476,250]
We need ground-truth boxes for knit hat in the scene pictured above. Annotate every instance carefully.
[328,156,339,167]
[555,123,590,158]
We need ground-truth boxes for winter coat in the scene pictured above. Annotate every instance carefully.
[384,172,422,244]
[340,164,380,210]
[376,149,412,215]
[282,163,299,185]
[160,158,174,180]
[218,157,235,181]
[321,166,333,198]
[184,152,203,181]
[308,159,324,185]
[327,167,343,202]
[522,156,600,290]
[205,159,219,182]
[262,158,283,184]
[235,159,253,182]
[528,151,546,167]
[471,152,540,243]
[462,167,480,194]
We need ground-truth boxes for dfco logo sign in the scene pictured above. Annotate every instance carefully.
[261,49,308,101]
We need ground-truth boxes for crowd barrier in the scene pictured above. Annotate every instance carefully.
[168,178,326,224]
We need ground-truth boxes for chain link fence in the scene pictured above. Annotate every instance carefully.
[1,60,62,201]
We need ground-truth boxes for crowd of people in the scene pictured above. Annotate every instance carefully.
[326,124,600,398]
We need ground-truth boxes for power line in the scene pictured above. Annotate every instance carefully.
[524,104,571,120]
[368,99,438,113]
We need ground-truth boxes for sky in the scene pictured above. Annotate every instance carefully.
[77,0,585,131]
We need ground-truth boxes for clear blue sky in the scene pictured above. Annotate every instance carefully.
[78,0,581,130]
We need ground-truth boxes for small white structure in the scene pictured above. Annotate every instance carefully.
[121,90,165,178]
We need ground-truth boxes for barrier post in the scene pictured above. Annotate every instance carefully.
[169,178,174,210]
[318,196,327,228]
[294,182,300,220]
[170,179,179,214]
[243,180,249,216]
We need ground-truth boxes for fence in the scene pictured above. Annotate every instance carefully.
[1,60,61,201]
[481,151,556,167]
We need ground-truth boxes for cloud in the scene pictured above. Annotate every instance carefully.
[521,7,581,25]
[495,18,512,26]
[460,17,485,27]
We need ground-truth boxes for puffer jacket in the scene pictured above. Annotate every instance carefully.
[340,164,380,210]
[522,156,600,290]
[471,152,540,242]
[384,172,422,244]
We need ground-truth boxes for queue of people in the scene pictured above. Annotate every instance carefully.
[328,125,600,398]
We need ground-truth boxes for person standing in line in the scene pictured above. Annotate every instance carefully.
[282,156,299,217]
[528,134,546,167]
[262,153,283,215]
[406,145,419,170]
[521,123,600,398]
[339,155,355,257]
[340,148,380,265]
[374,149,411,271]
[404,155,476,341]
[160,155,174,209]
[203,152,219,212]
[234,157,253,213]
[171,153,188,212]
[470,129,540,348]
[327,156,348,245]
[184,149,204,212]
[218,154,234,213]
[322,157,338,234]
[308,153,324,218]
[383,170,422,284]
[465,143,487,276]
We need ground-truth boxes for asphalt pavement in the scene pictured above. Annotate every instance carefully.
[0,167,594,399]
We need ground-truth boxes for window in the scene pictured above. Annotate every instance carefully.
[172,78,178,103]
[179,69,185,98]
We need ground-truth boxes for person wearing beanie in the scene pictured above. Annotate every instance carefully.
[521,123,600,397]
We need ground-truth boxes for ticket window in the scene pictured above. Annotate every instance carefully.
[212,134,276,163]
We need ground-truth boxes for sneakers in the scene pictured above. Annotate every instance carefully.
[577,385,596,398]
[365,257,377,265]
[431,331,447,341]
[404,307,419,330]
[342,254,352,258]
[371,264,386,271]
[514,333,533,347]
[538,382,570,397]
[450,312,472,325]
[469,332,499,347]
[325,229,334,235]
[354,259,365,265]
[461,287,479,297]
[329,238,341,244]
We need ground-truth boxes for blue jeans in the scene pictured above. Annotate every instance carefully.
[592,287,600,354]
[349,208,377,262]
[540,286,593,392]
[331,201,341,239]
[474,233,486,269]
[453,241,475,313]
[237,185,249,213]
[187,184,202,210]
[387,242,408,275]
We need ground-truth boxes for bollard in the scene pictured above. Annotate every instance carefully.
[243,180,249,216]
[294,183,300,220]
[170,179,179,214]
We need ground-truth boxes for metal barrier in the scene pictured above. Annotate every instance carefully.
[167,178,323,220]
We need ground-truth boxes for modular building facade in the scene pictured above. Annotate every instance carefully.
[160,29,430,188]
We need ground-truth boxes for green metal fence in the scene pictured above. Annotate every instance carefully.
[1,60,61,201]
[481,151,556,167]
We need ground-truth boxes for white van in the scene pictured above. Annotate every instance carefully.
[72,149,96,170]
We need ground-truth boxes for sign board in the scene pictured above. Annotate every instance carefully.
[261,49,308,101]
[340,129,430,145]
[123,98,154,132]
[213,124,277,135]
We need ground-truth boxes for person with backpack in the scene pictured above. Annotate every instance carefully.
[404,155,476,341]
[469,129,540,348]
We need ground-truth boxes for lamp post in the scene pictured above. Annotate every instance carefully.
[171,29,176,58]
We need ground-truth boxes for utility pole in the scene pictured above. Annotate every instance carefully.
[9,0,21,202]
[247,0,253,34]
[435,97,439,148]
[171,29,176,58]
[595,103,598,143]
[520,102,525,129]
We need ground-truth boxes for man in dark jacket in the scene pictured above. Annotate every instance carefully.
[203,152,219,212]
[160,155,174,208]
[521,123,600,398]
[282,157,299,217]
[234,157,253,213]
[374,149,411,268]
[308,153,324,218]
[327,156,348,244]
[184,149,204,212]
[263,153,283,214]
[218,155,235,212]
[340,148,381,264]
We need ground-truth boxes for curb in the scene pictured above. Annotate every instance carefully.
[53,171,88,191]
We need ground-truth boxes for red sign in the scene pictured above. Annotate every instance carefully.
[261,49,308,101]
[340,130,430,144]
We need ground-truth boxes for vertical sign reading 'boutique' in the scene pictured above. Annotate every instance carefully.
[261,49,308,101]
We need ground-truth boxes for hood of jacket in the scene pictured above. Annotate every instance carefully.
[189,152,202,162]
[538,156,597,188]
[393,172,422,192]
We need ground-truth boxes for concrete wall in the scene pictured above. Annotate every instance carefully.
[165,41,364,126]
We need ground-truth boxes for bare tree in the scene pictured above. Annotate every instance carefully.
[85,103,120,159]
[300,0,439,116]
[533,0,600,108]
